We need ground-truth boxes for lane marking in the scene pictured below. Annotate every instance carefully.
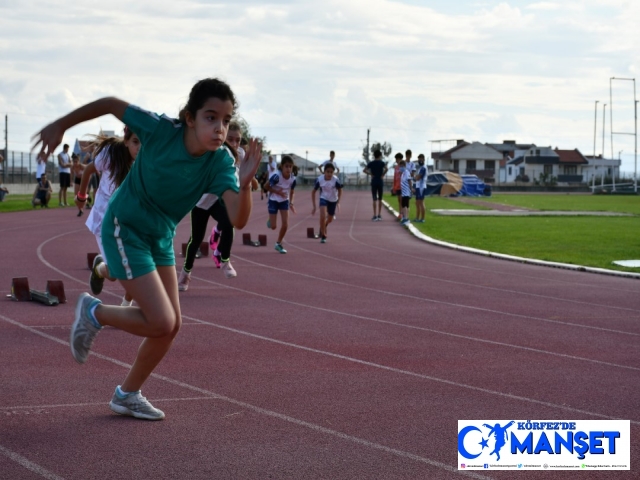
[0,444,65,480]
[0,397,217,411]
[0,313,490,479]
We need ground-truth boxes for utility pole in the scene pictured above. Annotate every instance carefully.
[366,128,370,162]
[3,115,7,184]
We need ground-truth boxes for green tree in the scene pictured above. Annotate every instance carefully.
[360,141,392,168]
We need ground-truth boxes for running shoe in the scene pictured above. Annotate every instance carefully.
[221,261,237,278]
[77,210,83,217]
[120,296,133,307]
[109,386,165,420]
[178,269,191,292]
[275,243,287,254]
[213,253,222,268]
[400,218,410,226]
[320,236,327,244]
[70,293,102,364]
[371,216,377,221]
[89,254,105,295]
[376,215,382,221]
[195,249,202,259]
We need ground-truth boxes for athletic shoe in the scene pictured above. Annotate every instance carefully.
[121,297,133,307]
[371,216,377,221]
[209,228,220,252]
[400,218,410,226]
[109,386,165,421]
[213,253,222,268]
[320,236,327,244]
[195,249,202,259]
[89,254,105,295]
[77,210,83,217]
[376,215,382,221]
[275,243,287,254]
[178,269,191,292]
[70,293,102,364]
[221,261,237,278]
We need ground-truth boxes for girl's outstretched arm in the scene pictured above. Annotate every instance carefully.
[222,138,263,229]
[32,97,129,156]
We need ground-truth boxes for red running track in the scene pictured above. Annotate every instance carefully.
[0,191,638,479]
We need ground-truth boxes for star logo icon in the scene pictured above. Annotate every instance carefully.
[479,437,489,449]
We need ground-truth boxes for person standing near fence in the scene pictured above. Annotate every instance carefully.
[36,151,48,181]
[363,149,388,221]
[57,144,72,206]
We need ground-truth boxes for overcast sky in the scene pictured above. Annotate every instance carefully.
[1,0,639,173]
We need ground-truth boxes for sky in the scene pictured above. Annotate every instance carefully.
[1,0,639,174]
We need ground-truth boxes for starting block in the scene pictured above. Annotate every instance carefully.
[181,242,209,257]
[242,233,267,247]
[8,277,66,306]
[307,227,320,239]
[87,252,99,269]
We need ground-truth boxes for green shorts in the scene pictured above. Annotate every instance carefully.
[101,212,175,280]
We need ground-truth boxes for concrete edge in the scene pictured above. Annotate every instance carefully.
[382,200,640,280]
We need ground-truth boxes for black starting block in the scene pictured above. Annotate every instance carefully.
[243,233,267,247]
[181,242,209,257]
[307,227,320,239]
[8,277,66,306]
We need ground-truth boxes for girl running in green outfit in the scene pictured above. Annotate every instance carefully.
[33,78,262,420]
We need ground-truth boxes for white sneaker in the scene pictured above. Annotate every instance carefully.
[109,386,165,420]
[121,296,133,307]
[221,261,237,279]
[178,269,191,292]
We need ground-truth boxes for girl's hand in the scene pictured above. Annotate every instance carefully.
[290,204,297,214]
[237,138,263,188]
[311,205,316,215]
[32,120,66,157]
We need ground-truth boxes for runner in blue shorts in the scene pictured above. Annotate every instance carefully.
[311,163,342,243]
[265,155,296,254]
[33,78,262,420]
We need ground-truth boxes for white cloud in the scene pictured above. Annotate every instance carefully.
[0,0,639,171]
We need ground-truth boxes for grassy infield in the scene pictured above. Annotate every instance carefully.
[3,192,639,273]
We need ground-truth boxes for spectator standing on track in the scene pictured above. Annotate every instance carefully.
[363,149,388,221]
[311,163,342,243]
[83,144,99,209]
[178,121,243,292]
[413,154,427,223]
[399,160,413,226]
[31,173,52,207]
[317,150,339,174]
[76,127,140,307]
[33,77,262,421]
[71,153,86,217]
[391,152,403,219]
[57,144,72,207]
[36,151,48,181]
[265,155,296,254]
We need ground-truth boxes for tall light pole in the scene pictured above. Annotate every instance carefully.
[593,100,599,189]
[602,103,607,188]
[610,77,637,192]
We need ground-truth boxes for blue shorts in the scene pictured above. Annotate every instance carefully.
[319,198,338,216]
[415,187,426,200]
[268,199,289,214]
[101,213,175,280]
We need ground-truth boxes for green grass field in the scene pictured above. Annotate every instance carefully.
[0,194,40,213]
[386,194,640,273]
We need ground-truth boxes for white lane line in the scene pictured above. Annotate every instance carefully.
[0,313,489,479]
[346,194,640,294]
[35,228,640,387]
[0,444,65,480]
[281,206,640,315]
[232,253,640,337]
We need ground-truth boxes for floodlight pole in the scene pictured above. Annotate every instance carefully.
[593,100,599,190]
[602,103,607,188]
[610,77,637,192]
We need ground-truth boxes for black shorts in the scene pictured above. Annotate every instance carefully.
[371,182,383,201]
[59,172,71,188]
[74,177,81,185]
[401,196,411,208]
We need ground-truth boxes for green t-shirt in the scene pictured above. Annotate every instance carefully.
[108,105,239,236]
